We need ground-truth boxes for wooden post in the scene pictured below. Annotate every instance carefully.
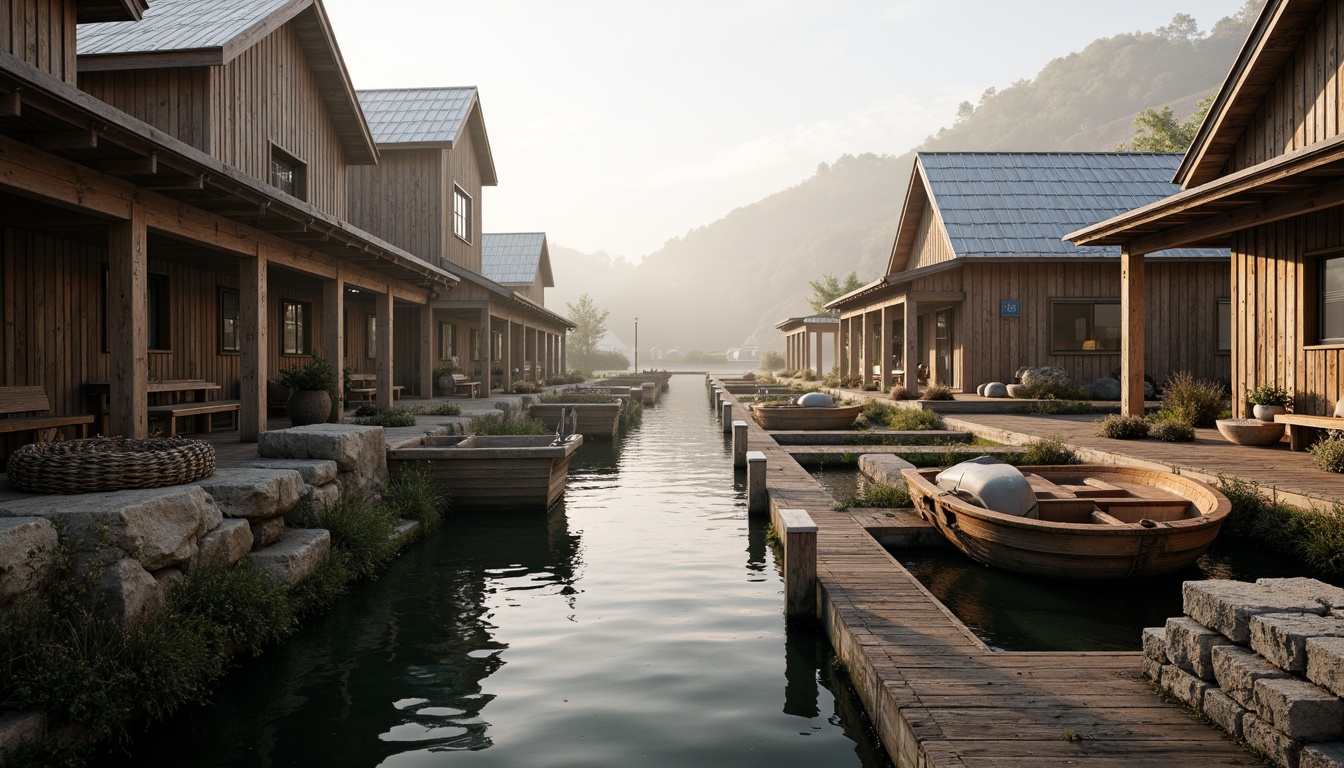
[815,327,824,379]
[1121,246,1146,418]
[903,297,918,391]
[502,319,513,393]
[238,252,267,440]
[376,290,393,411]
[480,307,492,397]
[732,419,749,468]
[322,276,343,423]
[778,508,818,623]
[560,333,567,377]
[746,450,767,514]
[108,206,148,439]
[419,304,434,399]
[721,401,732,433]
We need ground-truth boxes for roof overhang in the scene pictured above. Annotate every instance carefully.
[1068,131,1344,253]
[886,156,935,274]
[373,91,498,186]
[436,259,573,329]
[77,0,148,23]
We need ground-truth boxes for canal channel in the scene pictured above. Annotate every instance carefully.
[100,375,892,767]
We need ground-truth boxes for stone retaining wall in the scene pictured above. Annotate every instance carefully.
[1147,578,1344,768]
[0,424,386,618]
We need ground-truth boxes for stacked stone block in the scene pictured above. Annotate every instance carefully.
[1145,578,1344,768]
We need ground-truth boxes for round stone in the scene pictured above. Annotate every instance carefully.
[983,382,1008,398]
[797,392,835,407]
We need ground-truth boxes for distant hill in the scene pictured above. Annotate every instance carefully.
[551,1,1263,358]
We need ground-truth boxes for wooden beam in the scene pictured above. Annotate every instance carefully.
[376,290,394,411]
[0,91,19,117]
[97,152,157,175]
[239,254,268,442]
[903,298,918,390]
[136,174,205,191]
[420,306,434,399]
[107,205,147,438]
[1120,247,1146,418]
[33,128,97,150]
[323,275,344,423]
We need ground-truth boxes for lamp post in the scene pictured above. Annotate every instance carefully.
[634,317,639,373]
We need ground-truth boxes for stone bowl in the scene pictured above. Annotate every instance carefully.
[1215,418,1286,447]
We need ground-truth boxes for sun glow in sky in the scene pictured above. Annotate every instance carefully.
[324,0,1249,260]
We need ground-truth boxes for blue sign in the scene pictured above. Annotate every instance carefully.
[1001,299,1021,318]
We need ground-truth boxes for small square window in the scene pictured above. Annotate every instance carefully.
[271,145,306,201]
[1050,300,1120,353]
[453,185,472,243]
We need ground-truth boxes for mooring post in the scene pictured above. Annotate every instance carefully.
[778,508,818,622]
[746,450,767,513]
[721,401,732,432]
[732,419,749,468]
[713,387,723,412]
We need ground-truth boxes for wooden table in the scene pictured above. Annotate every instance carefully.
[85,380,222,436]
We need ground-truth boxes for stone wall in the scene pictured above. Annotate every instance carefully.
[1146,578,1344,768]
[0,424,386,618]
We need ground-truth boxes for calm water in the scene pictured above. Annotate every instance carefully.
[100,376,890,768]
[808,466,1313,653]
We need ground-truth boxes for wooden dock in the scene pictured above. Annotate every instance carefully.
[713,381,1259,767]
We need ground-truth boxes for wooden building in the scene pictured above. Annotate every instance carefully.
[351,89,573,394]
[1070,0,1344,420]
[0,0,460,457]
[775,314,839,375]
[826,153,1231,394]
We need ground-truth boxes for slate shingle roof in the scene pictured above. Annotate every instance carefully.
[482,233,546,284]
[919,153,1226,259]
[357,88,477,146]
[78,0,294,56]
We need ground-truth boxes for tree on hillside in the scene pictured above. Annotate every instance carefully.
[1117,95,1213,152]
[807,272,866,313]
[565,294,609,372]
[760,350,785,372]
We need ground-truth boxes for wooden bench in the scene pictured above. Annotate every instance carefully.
[0,386,94,441]
[1274,413,1344,451]
[347,374,403,402]
[450,373,481,398]
[148,400,241,437]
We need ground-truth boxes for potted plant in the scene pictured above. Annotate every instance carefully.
[280,354,338,426]
[433,364,458,394]
[1246,384,1292,422]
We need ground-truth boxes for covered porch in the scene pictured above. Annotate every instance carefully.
[776,315,839,377]
[830,282,964,392]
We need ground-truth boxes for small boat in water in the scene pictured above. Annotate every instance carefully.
[387,434,582,511]
[749,402,863,430]
[902,459,1230,580]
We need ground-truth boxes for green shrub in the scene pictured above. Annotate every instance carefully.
[169,562,295,662]
[799,368,815,379]
[921,383,954,401]
[469,412,552,436]
[352,406,417,427]
[1151,420,1196,443]
[885,408,944,431]
[1217,477,1344,577]
[1017,435,1081,465]
[286,554,351,618]
[860,400,898,427]
[889,386,914,400]
[1246,384,1293,408]
[511,380,543,394]
[415,402,462,416]
[837,482,912,509]
[1161,371,1225,428]
[1095,414,1150,439]
[538,392,617,404]
[300,490,400,579]
[1310,434,1344,473]
[278,354,338,392]
[382,467,451,531]
[1025,400,1095,415]
[620,401,644,432]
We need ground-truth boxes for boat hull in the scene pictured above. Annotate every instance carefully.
[529,402,623,440]
[387,434,582,511]
[750,404,863,430]
[902,465,1229,580]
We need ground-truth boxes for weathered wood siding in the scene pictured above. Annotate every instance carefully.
[346,148,445,264]
[79,66,213,152]
[444,124,484,273]
[907,205,956,271]
[209,23,347,216]
[1228,0,1344,175]
[1,0,76,84]
[1232,215,1344,417]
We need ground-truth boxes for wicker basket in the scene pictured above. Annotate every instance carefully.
[6,437,216,494]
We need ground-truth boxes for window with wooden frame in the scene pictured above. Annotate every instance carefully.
[470,328,481,361]
[1321,255,1344,345]
[281,300,311,356]
[440,322,457,359]
[453,185,472,243]
[219,288,240,353]
[1216,299,1232,353]
[367,315,377,359]
[101,269,171,352]
[1050,300,1120,353]
[491,330,503,362]
[270,145,307,201]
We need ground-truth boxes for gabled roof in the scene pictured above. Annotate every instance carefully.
[888,152,1227,273]
[357,87,498,186]
[77,0,148,23]
[77,0,377,164]
[481,232,552,287]
[1175,0,1323,187]
[775,314,840,332]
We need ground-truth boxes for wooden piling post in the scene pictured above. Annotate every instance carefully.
[721,401,732,432]
[778,509,818,623]
[732,420,749,468]
[746,450,767,514]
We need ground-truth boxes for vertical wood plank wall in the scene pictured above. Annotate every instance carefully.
[907,205,956,271]
[444,125,484,273]
[78,66,213,152]
[0,0,76,84]
[1232,214,1344,416]
[347,148,444,265]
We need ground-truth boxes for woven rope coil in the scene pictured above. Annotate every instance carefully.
[6,437,216,494]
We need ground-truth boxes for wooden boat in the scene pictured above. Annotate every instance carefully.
[387,434,583,511]
[902,464,1230,580]
[749,403,863,430]
[529,401,624,440]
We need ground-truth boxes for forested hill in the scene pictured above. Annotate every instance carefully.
[548,2,1263,357]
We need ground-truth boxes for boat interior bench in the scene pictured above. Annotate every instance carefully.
[0,386,94,441]
[348,374,403,402]
[450,373,481,397]
[1274,413,1344,451]
[148,400,240,437]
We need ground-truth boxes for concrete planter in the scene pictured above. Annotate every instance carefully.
[287,389,332,427]
[1216,418,1286,446]
[1253,404,1288,422]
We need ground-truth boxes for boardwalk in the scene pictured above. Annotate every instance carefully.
[716,382,1259,767]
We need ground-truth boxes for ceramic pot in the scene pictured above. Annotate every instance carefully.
[437,374,456,392]
[1252,404,1286,422]
[288,389,332,426]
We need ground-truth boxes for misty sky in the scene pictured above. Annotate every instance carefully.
[324,1,1248,261]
